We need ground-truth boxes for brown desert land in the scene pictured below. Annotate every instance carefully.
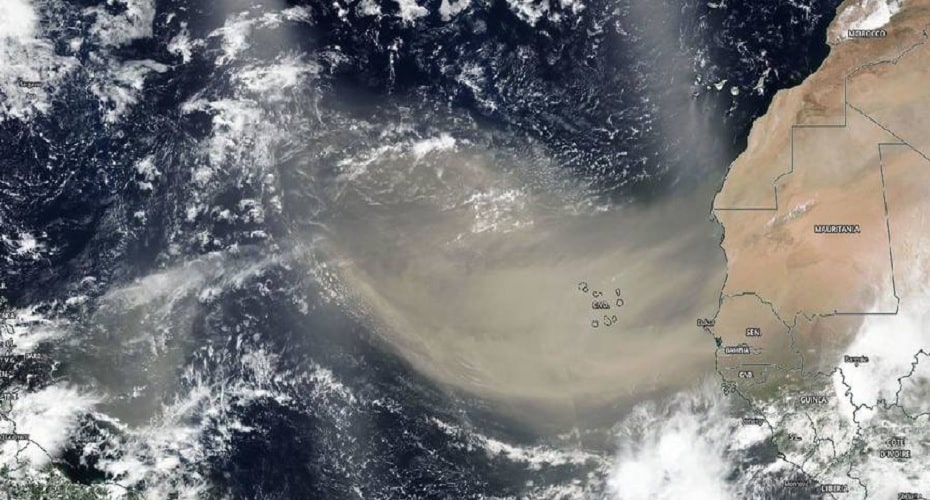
[712,0,930,396]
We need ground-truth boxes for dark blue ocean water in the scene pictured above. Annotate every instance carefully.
[0,0,839,497]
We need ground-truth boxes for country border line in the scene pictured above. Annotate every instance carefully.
[711,90,909,316]
[714,18,930,213]
[713,78,849,213]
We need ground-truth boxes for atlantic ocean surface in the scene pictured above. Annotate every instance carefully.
[0,0,838,497]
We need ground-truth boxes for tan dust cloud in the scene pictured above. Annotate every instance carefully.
[299,143,726,428]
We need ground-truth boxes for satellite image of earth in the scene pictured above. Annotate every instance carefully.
[1,0,929,498]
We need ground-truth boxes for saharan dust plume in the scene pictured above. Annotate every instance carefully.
[294,135,726,429]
